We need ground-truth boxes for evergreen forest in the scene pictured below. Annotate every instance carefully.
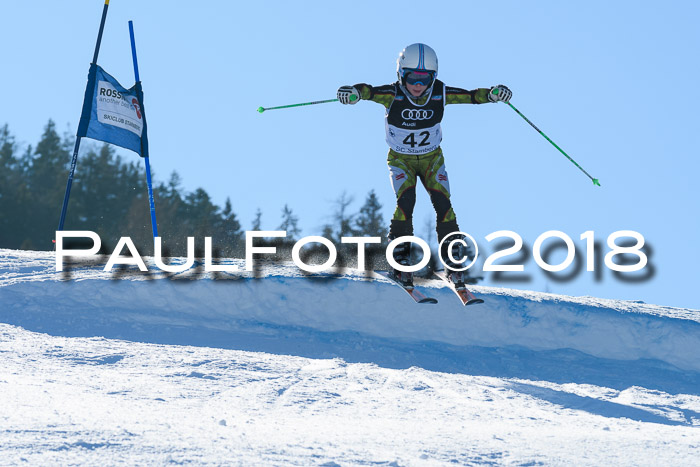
[0,120,480,282]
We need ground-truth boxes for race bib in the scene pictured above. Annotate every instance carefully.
[385,122,442,155]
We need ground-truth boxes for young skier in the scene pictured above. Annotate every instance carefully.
[337,43,511,288]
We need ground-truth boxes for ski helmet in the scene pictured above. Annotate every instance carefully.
[396,43,438,88]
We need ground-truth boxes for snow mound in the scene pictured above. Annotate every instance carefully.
[4,324,698,465]
[2,248,699,381]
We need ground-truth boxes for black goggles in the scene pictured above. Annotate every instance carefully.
[404,69,435,86]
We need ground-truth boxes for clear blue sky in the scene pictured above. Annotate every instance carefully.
[2,1,698,309]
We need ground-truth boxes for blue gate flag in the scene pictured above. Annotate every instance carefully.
[76,63,149,157]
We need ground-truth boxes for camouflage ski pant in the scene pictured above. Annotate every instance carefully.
[387,147,459,241]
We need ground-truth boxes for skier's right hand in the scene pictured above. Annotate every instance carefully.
[337,86,360,105]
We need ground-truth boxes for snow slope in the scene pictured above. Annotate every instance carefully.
[1,248,700,465]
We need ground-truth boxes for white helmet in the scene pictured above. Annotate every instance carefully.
[396,43,438,87]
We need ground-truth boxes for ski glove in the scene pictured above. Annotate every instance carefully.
[488,85,512,103]
[337,85,361,105]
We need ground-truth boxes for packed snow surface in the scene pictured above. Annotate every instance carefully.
[1,249,699,465]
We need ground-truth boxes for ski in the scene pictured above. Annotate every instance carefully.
[433,270,484,306]
[374,270,438,304]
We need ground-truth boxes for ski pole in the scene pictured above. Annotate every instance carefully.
[492,88,601,187]
[257,94,357,113]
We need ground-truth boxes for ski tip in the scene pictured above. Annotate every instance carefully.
[419,297,439,304]
[466,298,485,306]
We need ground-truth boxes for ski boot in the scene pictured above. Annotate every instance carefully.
[391,239,413,288]
[447,270,466,290]
[441,234,468,289]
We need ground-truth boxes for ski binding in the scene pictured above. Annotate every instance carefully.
[433,270,484,306]
[374,270,438,304]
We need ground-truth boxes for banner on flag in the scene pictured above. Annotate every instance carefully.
[76,63,149,157]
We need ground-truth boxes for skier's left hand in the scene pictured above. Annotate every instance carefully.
[488,85,512,103]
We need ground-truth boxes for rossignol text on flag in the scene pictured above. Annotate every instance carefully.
[76,63,149,157]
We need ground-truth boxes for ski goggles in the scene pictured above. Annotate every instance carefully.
[404,69,435,86]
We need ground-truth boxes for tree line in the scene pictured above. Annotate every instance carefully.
[0,121,384,255]
[0,120,480,282]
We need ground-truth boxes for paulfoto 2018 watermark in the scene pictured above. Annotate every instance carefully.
[54,230,651,279]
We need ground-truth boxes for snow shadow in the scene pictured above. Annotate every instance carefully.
[5,311,699,398]
[506,381,700,427]
[172,323,700,398]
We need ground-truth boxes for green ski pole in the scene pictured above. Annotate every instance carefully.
[492,88,601,187]
[257,94,357,113]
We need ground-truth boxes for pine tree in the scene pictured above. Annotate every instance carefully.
[23,120,70,249]
[325,191,356,243]
[219,197,243,255]
[278,204,301,241]
[221,198,242,239]
[152,171,186,254]
[0,124,16,169]
[321,224,334,240]
[252,208,262,231]
[183,188,220,238]
[0,125,22,247]
[355,189,387,238]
